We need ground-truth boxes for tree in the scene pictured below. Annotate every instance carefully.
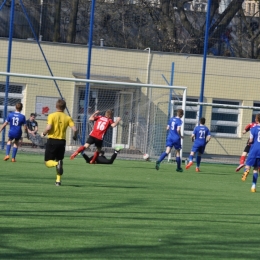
[66,0,80,43]
[53,0,61,42]
[145,0,244,54]
[2,0,260,58]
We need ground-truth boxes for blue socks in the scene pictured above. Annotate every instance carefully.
[6,144,11,155]
[252,172,258,186]
[12,147,18,159]
[176,156,181,168]
[158,153,182,169]
[197,156,201,168]
[158,152,168,163]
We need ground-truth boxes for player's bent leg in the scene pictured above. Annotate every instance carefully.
[4,155,10,161]
[56,160,63,175]
[82,153,91,163]
[70,145,85,160]
[236,151,247,172]
[90,151,100,164]
[108,152,118,164]
[236,164,245,172]
[241,168,250,181]
[185,161,193,170]
[45,160,58,168]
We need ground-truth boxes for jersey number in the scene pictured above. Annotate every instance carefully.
[258,131,260,142]
[199,130,205,139]
[97,121,106,130]
[12,117,19,126]
[171,122,175,130]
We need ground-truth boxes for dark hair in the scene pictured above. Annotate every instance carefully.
[30,113,36,117]
[200,117,206,125]
[16,102,23,112]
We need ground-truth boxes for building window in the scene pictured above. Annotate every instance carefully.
[252,102,260,122]
[0,97,21,106]
[0,84,23,94]
[173,97,199,133]
[210,99,240,137]
[0,83,24,123]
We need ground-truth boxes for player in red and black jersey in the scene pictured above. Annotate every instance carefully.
[235,121,257,172]
[70,110,121,163]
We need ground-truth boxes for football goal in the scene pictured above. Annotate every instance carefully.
[0,71,187,160]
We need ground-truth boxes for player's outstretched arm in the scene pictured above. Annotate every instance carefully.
[243,123,252,134]
[89,110,99,121]
[111,117,121,128]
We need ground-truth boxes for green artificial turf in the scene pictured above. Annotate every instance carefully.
[1,152,260,259]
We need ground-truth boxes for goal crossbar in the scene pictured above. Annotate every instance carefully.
[0,72,187,91]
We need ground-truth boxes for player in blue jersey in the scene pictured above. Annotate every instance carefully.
[241,113,260,192]
[185,117,211,172]
[0,102,26,162]
[155,108,184,172]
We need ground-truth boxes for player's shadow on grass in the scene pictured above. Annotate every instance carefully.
[93,184,147,189]
[66,184,86,188]
[194,172,230,175]
[122,165,154,169]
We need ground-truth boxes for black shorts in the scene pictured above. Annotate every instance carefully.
[244,144,251,153]
[86,136,103,149]
[44,138,66,161]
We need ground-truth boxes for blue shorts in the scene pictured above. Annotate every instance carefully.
[246,157,260,168]
[166,137,182,150]
[8,133,22,141]
[191,144,206,154]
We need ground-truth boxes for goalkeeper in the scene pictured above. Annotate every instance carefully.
[82,148,121,164]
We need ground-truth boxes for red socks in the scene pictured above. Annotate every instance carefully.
[77,146,85,153]
[240,156,246,164]
[90,151,99,164]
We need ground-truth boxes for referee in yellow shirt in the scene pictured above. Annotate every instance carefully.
[42,99,78,186]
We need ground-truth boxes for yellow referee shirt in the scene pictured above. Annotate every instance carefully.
[47,111,75,140]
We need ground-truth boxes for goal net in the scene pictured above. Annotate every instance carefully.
[0,72,187,160]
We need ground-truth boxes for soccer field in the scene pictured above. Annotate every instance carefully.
[1,152,260,260]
